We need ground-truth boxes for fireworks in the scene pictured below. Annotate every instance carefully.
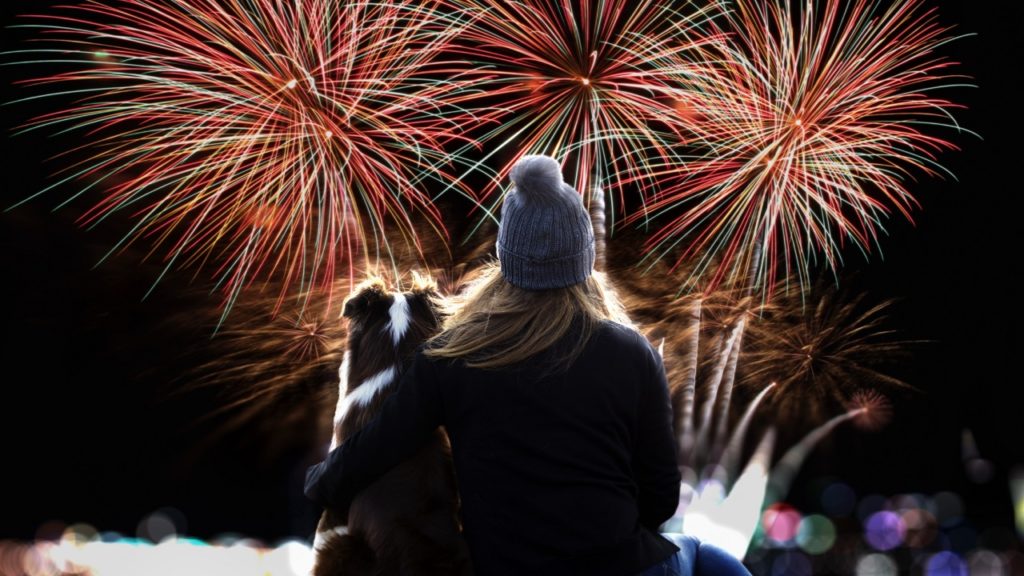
[6,0,973,312]
[447,0,721,220]
[624,0,972,298]
[177,293,345,460]
[7,0,480,314]
[847,389,894,431]
[740,284,916,425]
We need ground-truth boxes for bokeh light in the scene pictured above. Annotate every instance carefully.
[22,541,58,576]
[751,488,1021,575]
[901,507,938,548]
[1,528,319,576]
[34,522,65,543]
[891,493,926,512]
[946,523,977,553]
[795,514,836,555]
[925,551,968,576]
[821,482,857,518]
[855,553,899,576]
[48,523,98,575]
[961,429,995,484]
[100,531,125,543]
[762,503,802,545]
[63,523,98,545]
[138,508,185,543]
[6,489,1024,576]
[864,510,906,551]
[965,458,995,484]
[966,549,1005,576]
[932,491,964,528]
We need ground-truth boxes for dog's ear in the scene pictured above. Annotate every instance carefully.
[404,272,445,333]
[408,270,438,297]
[343,277,389,319]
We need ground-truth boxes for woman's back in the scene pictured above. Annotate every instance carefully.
[429,320,680,575]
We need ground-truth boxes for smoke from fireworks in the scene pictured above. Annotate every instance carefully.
[7,0,480,317]
[624,0,973,299]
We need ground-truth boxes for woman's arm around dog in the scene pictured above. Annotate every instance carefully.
[304,349,442,510]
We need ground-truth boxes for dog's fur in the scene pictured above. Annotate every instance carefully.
[312,276,472,576]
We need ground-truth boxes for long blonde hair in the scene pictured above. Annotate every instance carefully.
[425,262,633,370]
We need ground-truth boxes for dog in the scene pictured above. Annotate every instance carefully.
[312,275,473,576]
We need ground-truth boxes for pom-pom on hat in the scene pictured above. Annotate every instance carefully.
[496,155,595,290]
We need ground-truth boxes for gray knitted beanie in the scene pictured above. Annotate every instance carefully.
[496,155,595,290]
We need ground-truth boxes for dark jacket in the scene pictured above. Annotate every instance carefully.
[304,320,682,576]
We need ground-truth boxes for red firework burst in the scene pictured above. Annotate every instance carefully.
[8,0,479,316]
[623,0,973,299]
[847,389,894,431]
[448,0,722,219]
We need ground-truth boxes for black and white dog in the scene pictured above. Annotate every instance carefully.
[313,275,472,576]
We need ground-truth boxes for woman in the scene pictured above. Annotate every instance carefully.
[304,155,750,576]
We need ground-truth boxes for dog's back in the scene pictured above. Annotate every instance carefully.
[313,276,472,576]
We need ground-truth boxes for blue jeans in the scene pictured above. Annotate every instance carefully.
[637,534,751,576]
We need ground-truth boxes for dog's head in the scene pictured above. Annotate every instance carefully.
[341,273,443,392]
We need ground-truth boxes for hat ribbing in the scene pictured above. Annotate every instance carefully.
[496,155,595,290]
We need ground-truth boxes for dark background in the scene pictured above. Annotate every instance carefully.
[1,0,1021,559]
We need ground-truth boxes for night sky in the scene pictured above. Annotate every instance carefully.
[1,0,1021,566]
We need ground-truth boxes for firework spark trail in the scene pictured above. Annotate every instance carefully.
[7,0,482,318]
[766,406,866,506]
[677,298,702,458]
[590,184,608,271]
[693,317,744,467]
[447,0,722,225]
[624,0,973,299]
[720,382,775,481]
[711,315,745,457]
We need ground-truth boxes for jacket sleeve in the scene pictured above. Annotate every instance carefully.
[303,350,443,510]
[634,337,682,531]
